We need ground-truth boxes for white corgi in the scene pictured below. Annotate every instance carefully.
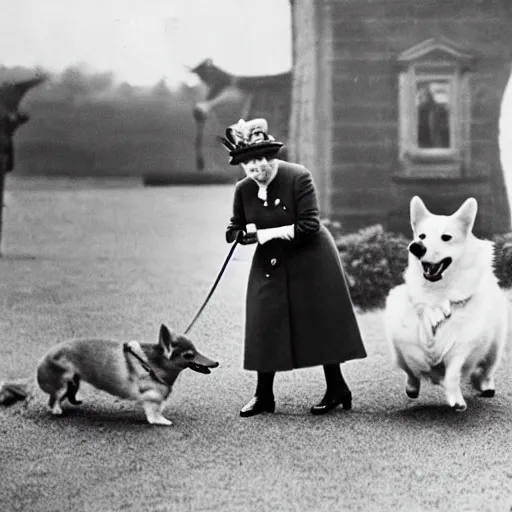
[384,196,508,411]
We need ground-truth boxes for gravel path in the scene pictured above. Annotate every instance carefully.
[1,176,512,512]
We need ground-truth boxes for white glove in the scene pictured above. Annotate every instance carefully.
[257,224,295,245]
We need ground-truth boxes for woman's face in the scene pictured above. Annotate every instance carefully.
[240,157,275,184]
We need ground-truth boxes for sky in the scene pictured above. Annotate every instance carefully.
[0,0,292,86]
[2,0,512,205]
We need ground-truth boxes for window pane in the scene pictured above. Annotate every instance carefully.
[416,80,451,149]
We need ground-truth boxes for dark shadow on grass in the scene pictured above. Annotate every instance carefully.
[40,404,197,434]
[386,395,499,424]
[54,406,146,424]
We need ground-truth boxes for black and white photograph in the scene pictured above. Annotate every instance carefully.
[1,1,512,510]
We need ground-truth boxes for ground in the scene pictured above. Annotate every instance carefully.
[1,176,512,512]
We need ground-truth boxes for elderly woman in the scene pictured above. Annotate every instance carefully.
[221,119,367,417]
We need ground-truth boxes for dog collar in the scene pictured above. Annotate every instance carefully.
[123,343,167,385]
[450,296,472,307]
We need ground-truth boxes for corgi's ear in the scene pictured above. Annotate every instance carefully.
[158,324,175,355]
[452,197,478,234]
[410,196,431,233]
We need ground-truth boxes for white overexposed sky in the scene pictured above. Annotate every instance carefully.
[0,0,292,86]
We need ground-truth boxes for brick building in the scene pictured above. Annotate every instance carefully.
[289,0,512,236]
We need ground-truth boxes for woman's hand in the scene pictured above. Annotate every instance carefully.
[235,230,258,245]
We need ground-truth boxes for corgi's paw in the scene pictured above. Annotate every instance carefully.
[406,386,419,399]
[143,402,172,426]
[51,403,63,416]
[416,303,451,337]
[447,394,467,412]
[446,388,467,412]
[405,376,420,399]
[452,402,467,412]
[438,300,451,318]
[479,376,496,397]
[147,416,172,426]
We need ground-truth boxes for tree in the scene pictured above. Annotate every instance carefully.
[288,0,331,211]
[0,74,45,255]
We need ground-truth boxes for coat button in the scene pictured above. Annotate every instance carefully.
[270,258,277,266]
[265,273,270,278]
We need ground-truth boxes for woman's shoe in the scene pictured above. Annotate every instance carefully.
[240,396,275,417]
[310,391,352,415]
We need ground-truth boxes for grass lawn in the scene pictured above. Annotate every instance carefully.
[1,175,512,512]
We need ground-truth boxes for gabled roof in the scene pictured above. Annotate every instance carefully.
[397,37,475,66]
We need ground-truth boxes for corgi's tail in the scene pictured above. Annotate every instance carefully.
[0,378,33,405]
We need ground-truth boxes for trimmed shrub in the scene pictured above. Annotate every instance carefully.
[492,232,512,288]
[334,225,409,311]
[327,223,512,311]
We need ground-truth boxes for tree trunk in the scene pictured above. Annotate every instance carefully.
[0,169,5,256]
[288,0,332,215]
[288,0,318,168]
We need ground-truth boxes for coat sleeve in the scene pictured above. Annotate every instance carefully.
[292,168,321,243]
[226,182,247,243]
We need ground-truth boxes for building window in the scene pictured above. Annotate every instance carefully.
[397,38,474,177]
[417,79,451,149]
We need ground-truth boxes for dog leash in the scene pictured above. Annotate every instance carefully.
[123,242,239,381]
[184,240,239,334]
[123,343,167,385]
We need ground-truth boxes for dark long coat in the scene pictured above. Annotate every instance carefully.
[226,161,367,372]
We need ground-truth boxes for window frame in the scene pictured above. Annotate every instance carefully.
[397,38,474,178]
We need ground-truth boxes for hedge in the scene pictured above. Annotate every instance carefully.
[329,223,512,311]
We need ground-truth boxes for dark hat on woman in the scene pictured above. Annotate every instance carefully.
[219,118,284,165]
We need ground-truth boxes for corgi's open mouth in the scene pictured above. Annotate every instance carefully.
[187,358,219,374]
[188,363,213,374]
[421,258,452,282]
